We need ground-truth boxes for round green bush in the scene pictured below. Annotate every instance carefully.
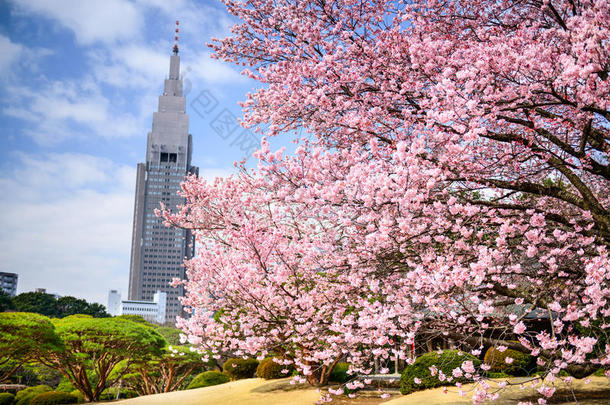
[187,371,230,389]
[15,386,52,405]
[484,346,533,376]
[29,392,77,405]
[256,358,295,379]
[400,350,481,395]
[55,377,75,393]
[0,393,15,405]
[222,358,259,380]
[69,391,83,404]
[329,362,351,383]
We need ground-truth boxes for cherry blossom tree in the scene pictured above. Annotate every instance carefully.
[165,0,609,401]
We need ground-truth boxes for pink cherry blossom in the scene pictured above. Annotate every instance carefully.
[161,0,610,398]
[514,322,527,335]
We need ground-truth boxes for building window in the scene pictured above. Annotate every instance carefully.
[159,152,177,163]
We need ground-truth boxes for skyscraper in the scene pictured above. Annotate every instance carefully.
[128,27,198,324]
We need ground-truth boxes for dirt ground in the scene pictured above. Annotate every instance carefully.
[106,376,609,405]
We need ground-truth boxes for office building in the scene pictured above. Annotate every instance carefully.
[128,31,198,323]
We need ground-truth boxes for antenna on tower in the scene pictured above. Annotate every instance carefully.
[173,20,179,55]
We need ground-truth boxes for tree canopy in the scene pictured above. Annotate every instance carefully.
[0,312,63,383]
[163,0,610,400]
[35,316,166,402]
[11,292,109,318]
[123,346,206,395]
[0,290,15,312]
[12,292,59,317]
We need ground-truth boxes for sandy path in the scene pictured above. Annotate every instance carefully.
[104,376,609,405]
[111,378,320,405]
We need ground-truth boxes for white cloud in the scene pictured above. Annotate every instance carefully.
[134,0,236,40]
[83,0,245,89]
[89,43,246,92]
[182,50,246,85]
[0,34,53,80]
[87,45,168,89]
[0,153,137,305]
[3,1,246,148]
[0,35,23,76]
[0,153,233,306]
[198,168,234,182]
[10,0,143,45]
[0,1,247,307]
[3,79,141,145]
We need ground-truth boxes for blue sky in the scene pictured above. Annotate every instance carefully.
[0,0,278,306]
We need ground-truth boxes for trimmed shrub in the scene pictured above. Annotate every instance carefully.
[29,392,77,405]
[592,368,608,377]
[487,372,510,378]
[0,393,15,405]
[329,362,351,383]
[187,371,230,389]
[69,391,83,404]
[222,358,259,380]
[400,350,481,395]
[484,346,533,376]
[15,386,52,405]
[55,377,75,393]
[256,358,295,379]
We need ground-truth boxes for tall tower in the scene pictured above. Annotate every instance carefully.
[128,22,198,324]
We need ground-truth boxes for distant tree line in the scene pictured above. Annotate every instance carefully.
[0,290,109,318]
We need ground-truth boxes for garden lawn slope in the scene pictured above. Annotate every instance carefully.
[111,378,320,405]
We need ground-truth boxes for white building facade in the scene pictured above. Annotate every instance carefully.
[107,289,167,324]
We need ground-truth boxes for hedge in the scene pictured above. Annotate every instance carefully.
[400,350,481,395]
[222,358,259,380]
[69,390,83,404]
[0,393,15,405]
[55,378,75,393]
[187,371,230,389]
[256,358,294,379]
[15,386,52,405]
[29,392,78,405]
[483,346,533,376]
